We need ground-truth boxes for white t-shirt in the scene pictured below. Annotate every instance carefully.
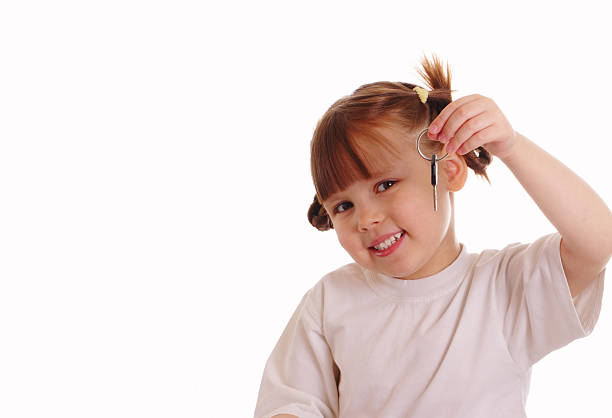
[254,232,605,418]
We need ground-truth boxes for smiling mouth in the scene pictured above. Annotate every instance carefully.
[369,231,405,252]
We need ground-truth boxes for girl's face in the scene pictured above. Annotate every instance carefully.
[321,124,467,280]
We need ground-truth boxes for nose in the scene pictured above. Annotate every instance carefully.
[357,205,384,232]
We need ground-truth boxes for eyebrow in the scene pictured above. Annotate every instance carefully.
[325,196,345,208]
[371,168,393,178]
[325,192,353,209]
[325,171,400,205]
[371,163,403,179]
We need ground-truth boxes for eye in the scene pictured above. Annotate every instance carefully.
[334,201,353,214]
[376,180,396,193]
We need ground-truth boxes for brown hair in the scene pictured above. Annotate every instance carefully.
[307,53,492,231]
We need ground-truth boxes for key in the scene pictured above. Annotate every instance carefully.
[430,154,438,211]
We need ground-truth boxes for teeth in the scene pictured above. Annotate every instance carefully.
[373,232,403,251]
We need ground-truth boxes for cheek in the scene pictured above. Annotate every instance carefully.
[389,190,437,232]
[336,230,354,251]
[390,187,426,218]
[392,202,422,230]
[335,229,366,257]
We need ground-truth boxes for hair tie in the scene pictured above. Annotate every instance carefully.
[413,86,428,104]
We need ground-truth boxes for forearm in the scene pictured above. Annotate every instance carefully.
[501,131,612,264]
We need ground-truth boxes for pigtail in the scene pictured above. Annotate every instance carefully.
[415,53,493,185]
[463,147,492,184]
[307,194,333,231]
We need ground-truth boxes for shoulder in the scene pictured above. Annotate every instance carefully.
[304,262,365,315]
[308,262,364,296]
[471,232,561,270]
[467,233,564,303]
[322,262,363,278]
[308,262,365,293]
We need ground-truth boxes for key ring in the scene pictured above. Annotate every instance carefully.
[416,127,449,161]
[416,127,447,212]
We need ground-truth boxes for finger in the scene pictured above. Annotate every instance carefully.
[455,125,498,155]
[428,94,480,139]
[451,111,493,146]
[435,98,485,145]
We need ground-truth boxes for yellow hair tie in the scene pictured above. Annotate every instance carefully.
[413,86,428,104]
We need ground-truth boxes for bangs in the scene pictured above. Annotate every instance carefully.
[311,118,408,202]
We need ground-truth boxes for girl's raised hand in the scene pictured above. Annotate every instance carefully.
[427,94,519,161]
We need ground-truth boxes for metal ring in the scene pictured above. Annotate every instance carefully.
[416,127,449,161]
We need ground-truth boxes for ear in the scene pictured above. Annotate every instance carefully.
[440,150,468,192]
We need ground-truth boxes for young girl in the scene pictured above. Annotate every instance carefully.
[254,54,611,418]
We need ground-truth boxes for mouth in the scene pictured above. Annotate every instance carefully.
[369,231,406,257]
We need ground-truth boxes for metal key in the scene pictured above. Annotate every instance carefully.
[430,154,438,211]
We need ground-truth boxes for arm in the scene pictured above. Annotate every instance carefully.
[254,287,339,418]
[501,131,612,297]
[428,94,611,298]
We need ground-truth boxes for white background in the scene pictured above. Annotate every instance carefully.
[0,1,610,417]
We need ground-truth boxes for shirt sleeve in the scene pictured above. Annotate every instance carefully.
[495,232,605,373]
[253,285,340,418]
